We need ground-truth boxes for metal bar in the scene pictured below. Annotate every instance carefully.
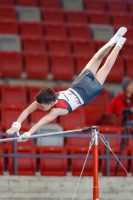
[0,127,92,143]
[92,126,99,200]
[0,153,132,159]
[106,137,110,176]
[0,132,133,139]
[13,140,17,175]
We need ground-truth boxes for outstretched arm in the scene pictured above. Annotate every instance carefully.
[6,101,39,135]
[18,108,63,142]
[28,108,60,134]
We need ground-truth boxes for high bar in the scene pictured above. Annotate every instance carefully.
[0,126,93,143]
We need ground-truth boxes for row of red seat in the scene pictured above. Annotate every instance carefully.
[19,37,133,55]
[0,0,133,12]
[0,145,132,176]
[1,6,133,25]
[0,21,90,38]
[84,0,133,13]
[0,51,133,81]
[0,18,133,37]
[0,0,61,8]
[0,84,112,107]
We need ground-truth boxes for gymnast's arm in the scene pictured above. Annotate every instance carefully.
[29,108,61,134]
[18,108,64,141]
[17,101,39,122]
[6,101,39,135]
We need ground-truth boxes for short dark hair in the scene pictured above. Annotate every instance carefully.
[35,87,56,104]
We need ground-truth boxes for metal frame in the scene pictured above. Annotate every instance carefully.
[0,129,133,178]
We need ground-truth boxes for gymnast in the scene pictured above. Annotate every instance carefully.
[7,27,127,142]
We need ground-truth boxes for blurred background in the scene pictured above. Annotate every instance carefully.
[0,0,133,199]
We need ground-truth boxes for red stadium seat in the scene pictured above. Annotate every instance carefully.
[128,2,133,12]
[88,89,110,107]
[4,136,34,150]
[44,22,67,38]
[8,145,36,175]
[121,42,133,56]
[107,1,128,13]
[0,7,16,20]
[68,24,91,39]
[50,53,75,81]
[0,51,23,78]
[71,39,95,55]
[111,13,132,26]
[39,0,61,9]
[1,85,27,105]
[47,38,71,53]
[109,138,121,150]
[130,149,133,175]
[27,86,43,103]
[59,108,86,130]
[124,56,133,78]
[88,11,111,25]
[123,26,133,42]
[21,36,47,52]
[0,0,14,6]
[99,125,123,135]
[30,109,58,125]
[98,126,123,152]
[66,134,91,151]
[70,147,94,176]
[102,149,129,176]
[127,137,133,147]
[23,52,49,79]
[0,20,18,34]
[0,146,4,175]
[95,40,106,51]
[19,22,43,36]
[84,0,106,11]
[74,54,92,75]
[41,9,64,23]
[0,125,2,134]
[52,86,68,92]
[1,104,30,132]
[16,0,38,6]
[65,11,88,24]
[38,146,68,176]
[105,57,125,82]
[83,106,105,125]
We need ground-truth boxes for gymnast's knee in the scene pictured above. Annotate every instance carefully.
[93,54,102,61]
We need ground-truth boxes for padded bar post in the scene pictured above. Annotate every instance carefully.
[92,126,99,200]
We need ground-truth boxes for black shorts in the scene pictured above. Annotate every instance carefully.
[69,69,104,104]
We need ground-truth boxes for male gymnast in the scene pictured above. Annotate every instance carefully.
[7,27,127,142]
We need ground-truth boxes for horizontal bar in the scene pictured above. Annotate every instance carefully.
[0,127,92,143]
[1,133,133,138]
[0,154,133,159]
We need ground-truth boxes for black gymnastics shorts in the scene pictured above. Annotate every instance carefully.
[69,68,104,104]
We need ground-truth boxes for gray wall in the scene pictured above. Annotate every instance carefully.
[0,176,132,200]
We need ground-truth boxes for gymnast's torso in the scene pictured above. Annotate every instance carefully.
[54,88,84,113]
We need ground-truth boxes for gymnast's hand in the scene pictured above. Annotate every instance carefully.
[6,122,21,136]
[17,132,31,142]
[6,127,20,136]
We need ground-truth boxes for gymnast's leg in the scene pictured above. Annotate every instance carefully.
[95,37,126,85]
[84,27,127,76]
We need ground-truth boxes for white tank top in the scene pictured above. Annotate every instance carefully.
[56,88,84,112]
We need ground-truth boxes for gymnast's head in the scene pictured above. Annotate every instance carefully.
[35,87,56,111]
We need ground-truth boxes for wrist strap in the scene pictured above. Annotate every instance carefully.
[12,122,21,130]
[23,132,31,138]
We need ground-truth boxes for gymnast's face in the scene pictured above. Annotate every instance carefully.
[37,102,55,111]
